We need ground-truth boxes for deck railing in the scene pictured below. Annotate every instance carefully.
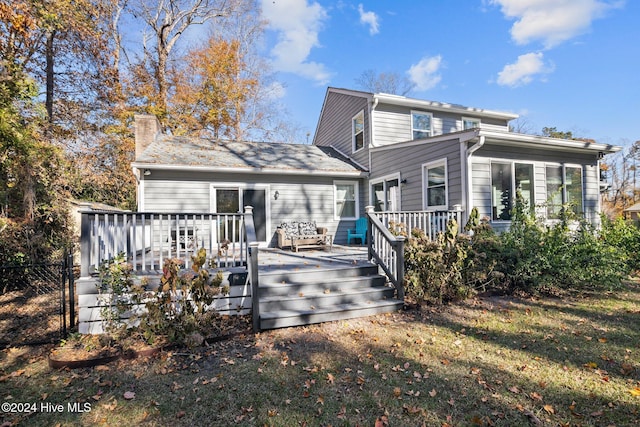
[79,211,247,277]
[365,206,405,299]
[375,208,463,239]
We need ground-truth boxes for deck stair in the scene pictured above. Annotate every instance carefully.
[257,263,403,330]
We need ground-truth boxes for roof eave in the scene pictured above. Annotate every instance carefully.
[374,93,519,121]
[479,130,622,153]
[131,163,367,178]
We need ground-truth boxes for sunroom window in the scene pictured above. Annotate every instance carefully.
[546,165,583,219]
[491,162,535,221]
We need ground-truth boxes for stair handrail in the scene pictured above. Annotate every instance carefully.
[243,206,261,332]
[365,206,405,300]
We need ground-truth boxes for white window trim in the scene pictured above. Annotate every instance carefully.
[462,116,481,130]
[422,158,448,210]
[489,160,536,222]
[544,163,584,218]
[352,110,365,153]
[411,110,433,140]
[334,180,360,220]
[370,172,402,212]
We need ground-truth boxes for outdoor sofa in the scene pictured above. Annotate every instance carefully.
[276,220,331,251]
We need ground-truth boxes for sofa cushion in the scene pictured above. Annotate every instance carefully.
[298,221,317,236]
[280,221,299,238]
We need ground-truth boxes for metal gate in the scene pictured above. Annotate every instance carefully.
[0,254,75,347]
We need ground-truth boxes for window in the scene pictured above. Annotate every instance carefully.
[546,165,583,219]
[565,166,584,215]
[462,117,480,130]
[334,181,359,220]
[491,162,535,221]
[352,111,364,152]
[412,111,432,140]
[371,175,400,212]
[422,160,447,209]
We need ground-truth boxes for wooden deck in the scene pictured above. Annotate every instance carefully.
[257,245,370,272]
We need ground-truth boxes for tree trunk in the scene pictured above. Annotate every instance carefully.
[45,30,57,124]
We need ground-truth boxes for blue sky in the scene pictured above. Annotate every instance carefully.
[258,0,639,147]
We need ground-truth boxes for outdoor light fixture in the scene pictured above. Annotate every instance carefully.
[274,190,279,200]
[144,169,151,176]
[400,178,407,184]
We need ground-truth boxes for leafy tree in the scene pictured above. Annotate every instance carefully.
[170,37,258,138]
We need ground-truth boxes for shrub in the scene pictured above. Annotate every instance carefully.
[600,215,640,273]
[96,248,228,347]
[402,197,629,304]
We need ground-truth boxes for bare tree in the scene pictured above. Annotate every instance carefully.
[131,0,231,118]
[355,69,414,96]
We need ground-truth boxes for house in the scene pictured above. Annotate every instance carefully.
[79,89,622,333]
[623,202,640,221]
[313,88,621,231]
[132,88,621,246]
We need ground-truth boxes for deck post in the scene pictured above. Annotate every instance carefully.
[365,206,374,262]
[395,236,405,300]
[244,206,261,332]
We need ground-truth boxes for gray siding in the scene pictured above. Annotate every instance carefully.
[314,91,370,168]
[470,143,600,229]
[370,138,463,211]
[373,104,510,147]
[141,170,365,245]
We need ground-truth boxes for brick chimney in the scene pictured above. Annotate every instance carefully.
[134,114,161,159]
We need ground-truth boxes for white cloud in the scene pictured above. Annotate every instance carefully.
[496,52,554,87]
[490,0,623,49]
[261,0,332,84]
[358,4,380,35]
[407,55,443,91]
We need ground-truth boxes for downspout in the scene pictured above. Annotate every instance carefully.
[367,96,379,206]
[465,135,485,221]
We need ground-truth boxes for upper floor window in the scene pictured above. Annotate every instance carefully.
[412,111,432,140]
[462,117,480,130]
[352,111,364,152]
[422,159,447,210]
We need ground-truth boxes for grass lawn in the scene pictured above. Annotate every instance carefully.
[1,282,639,426]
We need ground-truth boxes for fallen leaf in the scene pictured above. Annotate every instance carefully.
[530,392,543,401]
[543,404,555,414]
[429,389,437,397]
[508,386,520,394]
[123,391,135,400]
[393,387,402,397]
[629,387,640,396]
[598,337,608,343]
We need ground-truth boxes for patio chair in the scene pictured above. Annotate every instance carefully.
[347,217,367,245]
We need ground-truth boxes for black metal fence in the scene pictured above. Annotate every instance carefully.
[0,254,75,346]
